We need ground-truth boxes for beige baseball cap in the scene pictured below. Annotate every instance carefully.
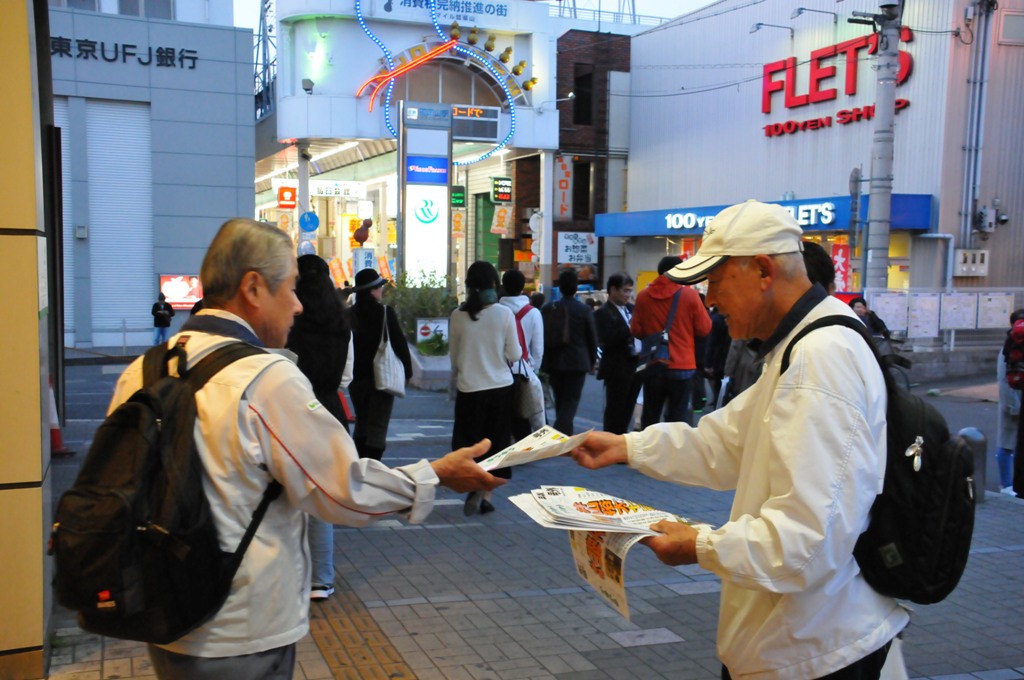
[666,200,804,284]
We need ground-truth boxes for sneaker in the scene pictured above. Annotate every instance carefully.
[310,584,334,601]
[464,491,482,516]
[479,499,495,514]
[1001,487,1017,496]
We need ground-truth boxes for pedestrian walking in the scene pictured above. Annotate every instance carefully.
[630,256,711,427]
[349,268,412,462]
[449,261,522,515]
[593,272,642,434]
[498,269,545,438]
[285,254,352,601]
[541,269,598,435]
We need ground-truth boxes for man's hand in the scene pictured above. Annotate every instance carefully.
[431,439,507,493]
[571,431,629,469]
[639,520,699,566]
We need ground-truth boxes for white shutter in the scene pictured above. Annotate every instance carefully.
[86,101,153,345]
[53,97,74,343]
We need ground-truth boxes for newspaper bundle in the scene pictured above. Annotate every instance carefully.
[510,485,711,620]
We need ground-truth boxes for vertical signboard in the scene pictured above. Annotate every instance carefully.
[399,101,452,283]
[555,157,573,221]
[831,243,851,292]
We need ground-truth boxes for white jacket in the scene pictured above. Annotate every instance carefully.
[109,311,440,658]
[449,303,522,393]
[498,295,544,374]
[625,296,908,679]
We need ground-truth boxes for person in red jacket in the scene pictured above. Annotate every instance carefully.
[631,256,712,427]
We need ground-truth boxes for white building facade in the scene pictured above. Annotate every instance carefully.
[599,0,1024,298]
[50,3,255,347]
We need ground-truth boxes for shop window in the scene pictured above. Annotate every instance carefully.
[118,0,173,19]
[573,64,594,126]
[572,161,592,219]
[51,0,99,8]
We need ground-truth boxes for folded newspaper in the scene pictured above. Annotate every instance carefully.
[478,426,591,472]
[510,486,711,620]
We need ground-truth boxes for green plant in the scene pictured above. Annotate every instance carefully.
[384,271,459,346]
[417,332,450,356]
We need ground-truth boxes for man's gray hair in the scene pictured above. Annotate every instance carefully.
[200,219,294,307]
[735,252,806,281]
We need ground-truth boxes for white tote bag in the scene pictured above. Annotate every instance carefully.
[373,306,406,398]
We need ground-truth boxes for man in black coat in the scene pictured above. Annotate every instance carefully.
[541,268,598,435]
[594,272,642,434]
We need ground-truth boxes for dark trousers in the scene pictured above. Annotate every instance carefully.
[453,385,513,479]
[602,371,643,435]
[148,643,296,680]
[641,364,695,428]
[548,370,587,435]
[721,642,890,680]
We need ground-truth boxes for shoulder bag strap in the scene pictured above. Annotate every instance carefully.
[381,304,390,345]
[514,305,533,362]
[663,289,683,334]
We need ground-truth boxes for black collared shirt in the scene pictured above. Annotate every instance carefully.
[752,284,829,360]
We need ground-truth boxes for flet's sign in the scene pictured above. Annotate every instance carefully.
[761,27,913,138]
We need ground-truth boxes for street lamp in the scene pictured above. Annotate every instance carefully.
[749,22,795,39]
[537,91,575,114]
[791,7,839,23]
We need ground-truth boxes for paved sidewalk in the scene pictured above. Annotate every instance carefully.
[48,362,1024,679]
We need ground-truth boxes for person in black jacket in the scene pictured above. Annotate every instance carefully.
[152,293,175,345]
[541,268,598,434]
[594,272,641,434]
[849,296,891,339]
[286,254,351,601]
[349,268,412,461]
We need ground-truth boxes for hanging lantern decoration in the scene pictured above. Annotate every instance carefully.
[449,21,461,40]
[467,27,479,45]
[523,77,539,91]
[499,46,512,63]
[484,34,496,51]
[512,60,526,76]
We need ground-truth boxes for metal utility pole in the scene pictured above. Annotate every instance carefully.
[850,2,903,291]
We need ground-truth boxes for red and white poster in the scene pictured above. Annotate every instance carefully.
[831,243,850,292]
[555,157,573,221]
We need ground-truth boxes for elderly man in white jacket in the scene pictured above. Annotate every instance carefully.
[109,219,504,679]
[571,200,908,680]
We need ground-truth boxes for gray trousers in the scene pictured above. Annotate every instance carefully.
[147,642,296,680]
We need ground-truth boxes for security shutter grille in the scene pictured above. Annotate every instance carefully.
[53,97,74,338]
[86,101,152,341]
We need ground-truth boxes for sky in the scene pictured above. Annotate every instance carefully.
[232,0,715,31]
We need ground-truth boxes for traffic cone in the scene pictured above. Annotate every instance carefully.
[48,382,75,458]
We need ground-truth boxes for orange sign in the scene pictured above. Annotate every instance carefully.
[328,258,347,288]
[278,186,297,210]
[378,256,393,280]
[452,210,465,236]
[490,206,511,236]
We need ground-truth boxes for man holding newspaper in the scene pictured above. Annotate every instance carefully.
[570,201,907,680]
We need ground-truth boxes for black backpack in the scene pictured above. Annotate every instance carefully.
[782,315,975,605]
[49,340,283,643]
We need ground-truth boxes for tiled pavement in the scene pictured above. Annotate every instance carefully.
[47,362,1024,679]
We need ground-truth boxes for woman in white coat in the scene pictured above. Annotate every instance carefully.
[449,261,522,515]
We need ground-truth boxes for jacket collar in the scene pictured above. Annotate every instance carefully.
[752,284,828,360]
[181,309,263,347]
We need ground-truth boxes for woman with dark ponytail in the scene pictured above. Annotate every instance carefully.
[448,261,522,515]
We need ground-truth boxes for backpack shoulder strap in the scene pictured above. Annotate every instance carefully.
[780,313,894,393]
[185,342,269,391]
[179,341,282,562]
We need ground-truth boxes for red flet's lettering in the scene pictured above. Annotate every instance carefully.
[762,27,914,114]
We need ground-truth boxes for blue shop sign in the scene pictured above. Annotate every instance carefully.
[406,155,449,185]
[595,194,932,237]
